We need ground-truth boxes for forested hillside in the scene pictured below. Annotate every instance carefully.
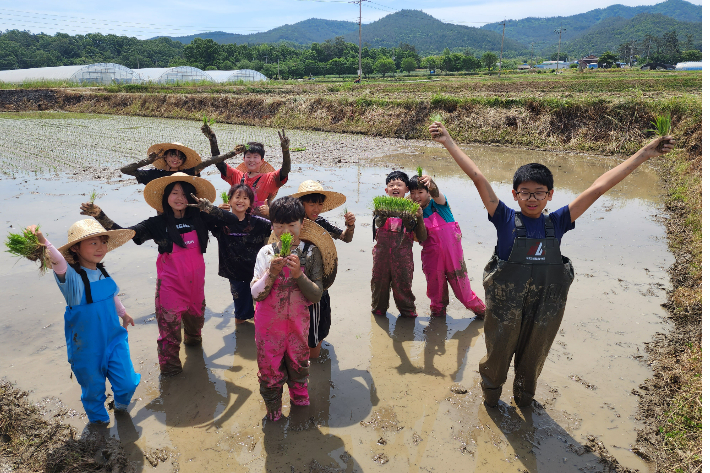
[482,0,701,51]
[166,19,359,46]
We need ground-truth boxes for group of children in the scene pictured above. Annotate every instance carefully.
[26,120,675,423]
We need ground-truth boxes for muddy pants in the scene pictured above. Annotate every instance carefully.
[421,213,485,316]
[64,268,140,423]
[479,214,574,407]
[255,267,311,417]
[371,222,417,317]
[155,231,206,375]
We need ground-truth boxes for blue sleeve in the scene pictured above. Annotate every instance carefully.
[488,201,517,260]
[550,205,575,239]
[54,266,84,307]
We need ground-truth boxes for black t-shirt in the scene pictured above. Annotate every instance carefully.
[134,167,197,185]
[211,214,273,281]
[314,216,343,239]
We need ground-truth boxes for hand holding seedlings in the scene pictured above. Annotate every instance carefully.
[279,232,293,257]
[284,254,303,279]
[344,210,356,227]
[429,121,451,144]
[268,257,287,277]
[187,193,214,212]
[278,129,290,150]
[419,175,433,188]
[6,225,50,274]
[80,202,102,217]
[639,135,676,159]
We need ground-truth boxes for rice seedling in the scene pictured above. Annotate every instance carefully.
[279,233,293,257]
[202,115,216,126]
[221,191,229,204]
[647,114,672,136]
[416,166,423,177]
[343,206,348,216]
[372,196,420,217]
[89,189,98,204]
[290,147,306,152]
[5,226,50,274]
[429,113,444,124]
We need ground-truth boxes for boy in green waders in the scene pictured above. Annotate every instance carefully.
[429,121,675,408]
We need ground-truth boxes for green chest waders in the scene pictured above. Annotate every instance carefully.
[479,212,574,407]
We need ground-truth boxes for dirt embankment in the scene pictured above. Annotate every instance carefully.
[0,86,702,472]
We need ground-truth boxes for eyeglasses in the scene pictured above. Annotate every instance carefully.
[515,190,550,201]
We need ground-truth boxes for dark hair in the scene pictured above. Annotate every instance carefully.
[386,171,410,188]
[299,193,326,204]
[165,149,186,163]
[408,176,427,191]
[228,183,255,209]
[245,142,265,159]
[162,181,206,249]
[270,196,305,224]
[513,163,554,190]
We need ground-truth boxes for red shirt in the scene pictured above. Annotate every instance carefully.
[221,165,287,207]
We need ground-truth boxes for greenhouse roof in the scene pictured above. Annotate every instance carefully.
[0,63,141,84]
[207,69,269,83]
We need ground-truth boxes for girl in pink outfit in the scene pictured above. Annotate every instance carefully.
[81,173,242,376]
[251,197,324,421]
[409,175,486,318]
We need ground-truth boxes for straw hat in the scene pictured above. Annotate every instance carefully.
[148,143,202,171]
[291,180,346,213]
[58,219,135,262]
[268,219,338,289]
[236,161,276,174]
[143,172,216,213]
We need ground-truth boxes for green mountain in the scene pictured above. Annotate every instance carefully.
[166,18,359,46]
[482,0,701,50]
[564,13,701,57]
[342,10,526,55]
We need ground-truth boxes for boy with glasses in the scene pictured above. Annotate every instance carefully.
[429,120,675,408]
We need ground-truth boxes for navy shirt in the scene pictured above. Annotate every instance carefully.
[489,201,575,260]
[134,167,197,185]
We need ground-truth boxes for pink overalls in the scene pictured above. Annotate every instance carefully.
[155,230,206,375]
[421,211,486,317]
[255,266,311,419]
[371,217,418,317]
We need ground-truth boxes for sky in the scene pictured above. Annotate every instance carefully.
[0,0,702,39]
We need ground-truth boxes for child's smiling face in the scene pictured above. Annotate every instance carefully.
[302,200,324,221]
[230,190,251,215]
[409,188,430,206]
[385,178,408,198]
[512,180,554,218]
[244,152,263,173]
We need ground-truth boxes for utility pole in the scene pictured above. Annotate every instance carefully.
[277,58,280,80]
[530,42,534,68]
[498,20,506,77]
[350,0,367,81]
[554,27,566,73]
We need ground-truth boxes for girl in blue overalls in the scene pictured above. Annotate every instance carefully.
[27,220,141,424]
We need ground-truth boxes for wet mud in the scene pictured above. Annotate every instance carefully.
[0,116,672,472]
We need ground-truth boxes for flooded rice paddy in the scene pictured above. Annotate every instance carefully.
[0,113,672,472]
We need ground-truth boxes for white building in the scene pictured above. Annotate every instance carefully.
[675,61,702,71]
[0,63,141,85]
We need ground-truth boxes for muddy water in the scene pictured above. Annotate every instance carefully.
[0,118,671,472]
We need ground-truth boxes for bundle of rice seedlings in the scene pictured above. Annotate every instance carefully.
[5,226,49,274]
[416,166,423,177]
[647,114,672,136]
[373,196,420,219]
[221,191,229,204]
[89,189,98,204]
[279,233,293,257]
[343,206,348,216]
[429,113,444,124]
[202,115,216,126]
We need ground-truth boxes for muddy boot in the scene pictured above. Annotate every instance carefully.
[183,334,202,347]
[288,381,310,406]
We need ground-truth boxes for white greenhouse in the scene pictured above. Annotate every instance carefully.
[675,61,702,71]
[0,63,141,85]
[207,69,269,83]
[135,66,213,84]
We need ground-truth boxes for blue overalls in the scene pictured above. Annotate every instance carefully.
[64,264,141,423]
[479,212,575,407]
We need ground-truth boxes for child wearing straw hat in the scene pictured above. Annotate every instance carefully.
[251,196,336,421]
[120,141,245,185]
[213,183,272,326]
[202,124,291,218]
[409,174,486,318]
[80,173,243,376]
[292,180,356,359]
[24,220,141,423]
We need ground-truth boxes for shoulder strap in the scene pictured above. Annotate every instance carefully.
[252,175,263,188]
[239,174,246,185]
[543,214,555,238]
[74,265,94,304]
[302,241,313,253]
[513,212,527,238]
[96,263,110,279]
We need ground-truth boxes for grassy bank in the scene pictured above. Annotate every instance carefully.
[0,72,701,471]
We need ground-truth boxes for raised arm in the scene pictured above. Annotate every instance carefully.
[277,129,291,182]
[193,145,246,174]
[120,152,160,177]
[79,203,153,245]
[419,175,446,205]
[429,122,499,216]
[201,122,221,157]
[568,136,675,222]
